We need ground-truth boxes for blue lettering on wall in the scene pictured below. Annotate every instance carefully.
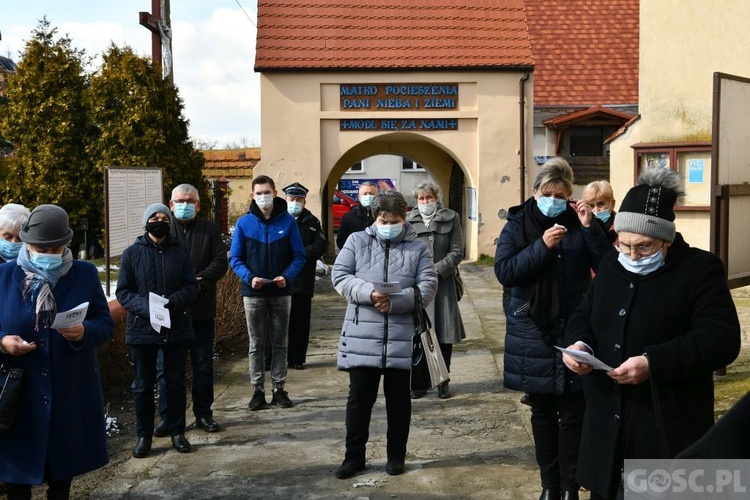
[340,85,378,96]
[340,120,378,130]
[342,98,371,109]
[376,98,412,109]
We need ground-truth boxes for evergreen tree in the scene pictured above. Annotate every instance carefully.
[87,44,208,209]
[0,19,95,242]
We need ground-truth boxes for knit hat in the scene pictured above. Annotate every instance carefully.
[142,203,172,227]
[19,204,74,247]
[614,168,683,243]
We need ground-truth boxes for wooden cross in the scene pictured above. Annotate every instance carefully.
[139,0,173,83]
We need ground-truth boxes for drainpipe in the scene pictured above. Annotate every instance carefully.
[519,71,530,204]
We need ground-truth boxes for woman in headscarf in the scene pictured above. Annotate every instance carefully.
[494,157,611,500]
[563,168,741,499]
[0,204,114,499]
[0,203,30,264]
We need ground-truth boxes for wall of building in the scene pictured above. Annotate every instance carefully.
[255,70,535,258]
[609,0,750,250]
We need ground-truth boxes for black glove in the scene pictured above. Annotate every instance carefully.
[164,301,173,310]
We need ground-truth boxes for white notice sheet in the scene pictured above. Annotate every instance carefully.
[52,302,89,329]
[371,281,402,294]
[149,293,171,333]
[555,346,614,371]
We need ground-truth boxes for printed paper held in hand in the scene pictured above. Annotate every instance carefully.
[371,281,402,294]
[52,302,89,329]
[149,293,171,333]
[555,346,614,371]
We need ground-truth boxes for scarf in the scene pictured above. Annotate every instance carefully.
[516,197,578,345]
[16,245,74,331]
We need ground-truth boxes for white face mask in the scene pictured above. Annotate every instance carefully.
[418,202,437,217]
[255,194,273,210]
[287,201,303,217]
[360,194,375,207]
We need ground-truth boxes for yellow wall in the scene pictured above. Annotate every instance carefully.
[256,71,535,258]
[609,0,750,250]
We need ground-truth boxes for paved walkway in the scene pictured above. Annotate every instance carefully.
[84,264,557,499]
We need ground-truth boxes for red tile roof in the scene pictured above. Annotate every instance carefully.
[525,0,639,107]
[255,0,533,71]
[543,105,635,128]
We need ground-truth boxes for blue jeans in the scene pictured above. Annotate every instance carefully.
[158,319,216,420]
[243,295,291,391]
[131,342,189,437]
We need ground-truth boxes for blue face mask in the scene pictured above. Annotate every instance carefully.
[0,239,22,260]
[360,194,375,208]
[173,202,196,221]
[287,201,303,217]
[30,251,64,271]
[594,210,612,224]
[536,196,568,218]
[376,223,403,240]
[617,249,665,275]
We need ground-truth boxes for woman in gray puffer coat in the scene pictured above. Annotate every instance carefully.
[332,190,437,480]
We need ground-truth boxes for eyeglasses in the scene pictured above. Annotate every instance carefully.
[616,242,662,257]
[172,199,198,205]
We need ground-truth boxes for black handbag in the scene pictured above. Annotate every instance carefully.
[410,288,449,391]
[0,362,25,432]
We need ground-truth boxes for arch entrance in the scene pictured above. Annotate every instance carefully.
[322,133,473,257]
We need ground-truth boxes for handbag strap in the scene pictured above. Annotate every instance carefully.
[412,287,429,332]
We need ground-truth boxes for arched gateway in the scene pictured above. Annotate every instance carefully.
[254,1,535,258]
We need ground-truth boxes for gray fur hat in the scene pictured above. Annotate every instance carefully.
[19,204,74,247]
[142,203,172,227]
[614,168,685,243]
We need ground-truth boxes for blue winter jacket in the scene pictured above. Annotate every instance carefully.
[117,233,199,344]
[229,197,306,297]
[494,198,610,395]
[0,261,113,484]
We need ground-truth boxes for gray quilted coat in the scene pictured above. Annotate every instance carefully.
[333,223,438,371]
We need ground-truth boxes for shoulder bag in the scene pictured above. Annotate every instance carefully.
[410,288,450,391]
[0,362,24,432]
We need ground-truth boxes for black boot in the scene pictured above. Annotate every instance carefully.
[133,437,152,458]
[539,489,561,500]
[334,459,365,479]
[562,490,579,500]
[385,455,405,475]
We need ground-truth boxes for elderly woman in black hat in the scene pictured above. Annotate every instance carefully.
[117,203,199,458]
[0,204,114,499]
[563,168,741,499]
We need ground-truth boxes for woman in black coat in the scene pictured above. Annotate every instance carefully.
[117,203,199,459]
[495,157,610,500]
[563,168,741,499]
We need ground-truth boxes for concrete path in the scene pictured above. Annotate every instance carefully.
[84,264,553,499]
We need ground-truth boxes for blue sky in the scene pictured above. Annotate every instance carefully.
[1,1,260,148]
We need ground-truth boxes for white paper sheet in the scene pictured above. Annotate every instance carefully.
[371,281,402,294]
[149,292,171,333]
[52,302,89,329]
[555,346,614,371]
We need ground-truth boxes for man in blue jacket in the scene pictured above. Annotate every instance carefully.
[230,175,306,410]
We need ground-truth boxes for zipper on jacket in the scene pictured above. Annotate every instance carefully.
[382,239,390,368]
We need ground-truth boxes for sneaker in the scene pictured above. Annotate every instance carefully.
[334,460,365,479]
[271,389,293,408]
[248,389,266,411]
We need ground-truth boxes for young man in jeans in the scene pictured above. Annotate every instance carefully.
[229,175,306,409]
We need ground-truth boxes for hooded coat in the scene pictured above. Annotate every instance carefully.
[406,205,465,344]
[565,233,741,498]
[0,261,113,484]
[333,223,438,371]
[494,198,610,395]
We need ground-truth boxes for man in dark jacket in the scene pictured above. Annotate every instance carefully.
[282,182,327,369]
[230,175,306,411]
[153,184,228,437]
[335,181,377,250]
[117,203,200,458]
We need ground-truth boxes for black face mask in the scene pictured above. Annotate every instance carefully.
[146,220,170,238]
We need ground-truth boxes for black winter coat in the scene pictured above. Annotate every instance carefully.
[291,208,326,296]
[336,204,374,250]
[495,198,610,395]
[565,233,741,498]
[117,233,200,344]
[171,217,228,320]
